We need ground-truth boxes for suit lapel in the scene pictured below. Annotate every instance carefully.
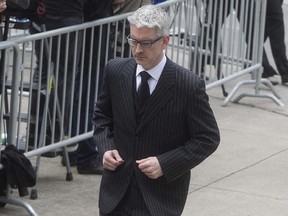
[118,59,138,129]
[136,59,176,132]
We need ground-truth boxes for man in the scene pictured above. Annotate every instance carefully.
[261,0,288,86]
[93,5,220,216]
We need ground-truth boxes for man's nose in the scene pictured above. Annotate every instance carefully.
[135,43,143,52]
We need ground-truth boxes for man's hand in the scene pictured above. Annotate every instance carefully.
[136,157,163,179]
[102,150,124,171]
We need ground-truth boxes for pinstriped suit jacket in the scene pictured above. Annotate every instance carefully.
[93,57,220,215]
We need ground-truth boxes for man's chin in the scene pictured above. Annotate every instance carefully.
[135,58,145,65]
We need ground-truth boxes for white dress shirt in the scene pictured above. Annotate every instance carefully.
[136,55,167,94]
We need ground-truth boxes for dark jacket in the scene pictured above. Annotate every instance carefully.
[84,0,113,21]
[1,144,36,197]
[93,57,220,215]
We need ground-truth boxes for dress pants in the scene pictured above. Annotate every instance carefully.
[99,173,152,216]
[262,0,288,78]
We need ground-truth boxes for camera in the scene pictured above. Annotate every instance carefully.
[3,0,45,23]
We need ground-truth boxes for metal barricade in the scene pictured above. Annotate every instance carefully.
[164,0,283,106]
[0,40,37,215]
[0,0,283,214]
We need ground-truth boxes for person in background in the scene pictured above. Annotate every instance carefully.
[93,5,220,216]
[193,0,254,76]
[152,0,166,4]
[261,0,288,86]
[0,0,6,13]
[63,0,113,174]
[0,0,7,37]
[28,0,85,157]
[113,0,151,14]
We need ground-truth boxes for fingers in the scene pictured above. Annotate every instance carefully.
[102,153,163,179]
[103,150,124,171]
[136,157,163,179]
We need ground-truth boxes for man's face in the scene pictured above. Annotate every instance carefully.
[129,25,169,70]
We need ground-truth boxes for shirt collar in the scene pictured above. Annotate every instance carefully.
[136,55,167,81]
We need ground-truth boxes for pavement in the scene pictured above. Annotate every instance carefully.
[1,3,288,216]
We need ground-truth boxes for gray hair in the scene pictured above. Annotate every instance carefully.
[127,5,170,36]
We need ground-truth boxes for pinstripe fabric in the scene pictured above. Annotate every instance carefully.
[93,57,220,216]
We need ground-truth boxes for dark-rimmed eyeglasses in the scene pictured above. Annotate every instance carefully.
[127,35,163,48]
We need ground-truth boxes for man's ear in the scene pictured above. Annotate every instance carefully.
[162,35,170,48]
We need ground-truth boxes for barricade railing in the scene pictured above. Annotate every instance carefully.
[0,0,283,213]
[163,0,283,106]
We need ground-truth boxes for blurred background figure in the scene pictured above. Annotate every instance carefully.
[65,0,113,175]
[0,0,7,13]
[261,0,288,86]
[113,0,151,14]
[28,0,85,157]
[152,0,166,4]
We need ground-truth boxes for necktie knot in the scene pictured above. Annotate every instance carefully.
[140,71,151,82]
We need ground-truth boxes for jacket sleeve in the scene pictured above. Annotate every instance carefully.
[157,76,220,183]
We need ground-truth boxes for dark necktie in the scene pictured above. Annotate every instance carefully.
[137,71,151,108]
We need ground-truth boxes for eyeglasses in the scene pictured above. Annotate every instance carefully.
[127,35,163,48]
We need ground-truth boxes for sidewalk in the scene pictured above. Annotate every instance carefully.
[1,4,288,216]
[183,82,288,216]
